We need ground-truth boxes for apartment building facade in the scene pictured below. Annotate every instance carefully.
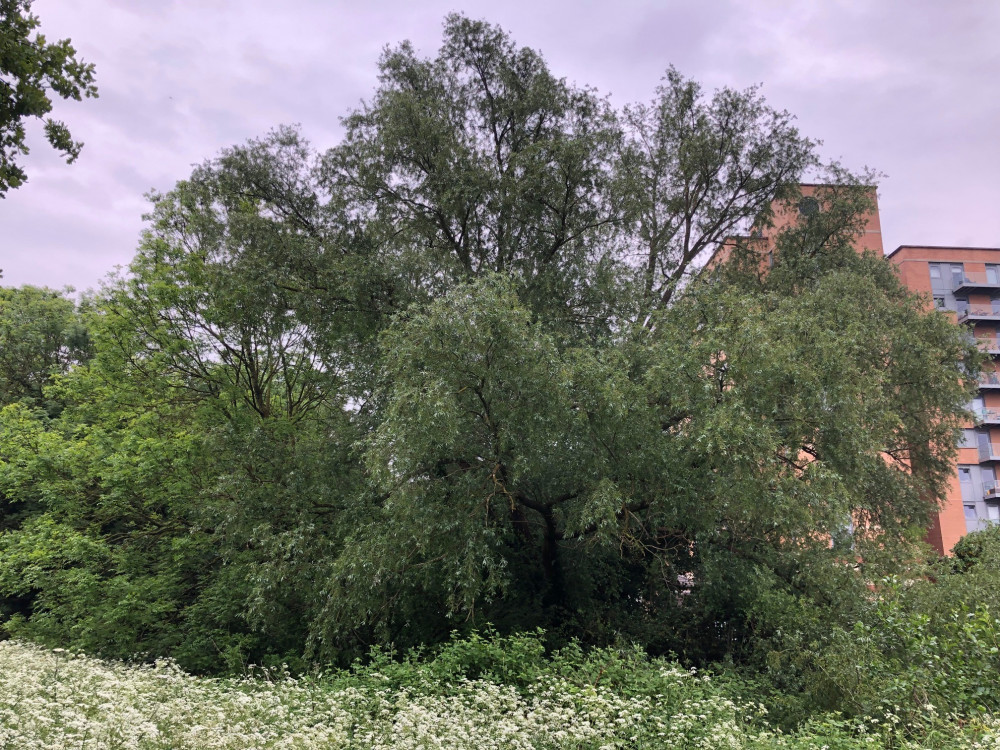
[719,186,999,555]
[890,246,1000,554]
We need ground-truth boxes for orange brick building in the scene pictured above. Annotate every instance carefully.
[889,245,1000,554]
[718,186,999,555]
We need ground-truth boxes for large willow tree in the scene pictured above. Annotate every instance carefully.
[0,15,977,671]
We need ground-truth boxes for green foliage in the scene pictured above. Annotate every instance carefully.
[951,523,1000,572]
[618,66,815,308]
[0,281,365,670]
[0,288,92,621]
[326,14,624,333]
[0,13,979,709]
[0,0,97,197]
[806,598,1000,731]
[0,285,91,407]
[756,547,1000,737]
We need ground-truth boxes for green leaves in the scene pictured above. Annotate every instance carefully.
[618,67,815,314]
[0,286,90,408]
[325,15,624,335]
[0,0,97,196]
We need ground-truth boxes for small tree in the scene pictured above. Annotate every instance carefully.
[0,285,90,406]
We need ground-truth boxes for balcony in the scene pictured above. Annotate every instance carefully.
[958,307,1000,323]
[982,373,1000,390]
[984,481,1000,501]
[979,443,1000,462]
[977,338,1000,355]
[953,272,1000,296]
[975,408,1000,425]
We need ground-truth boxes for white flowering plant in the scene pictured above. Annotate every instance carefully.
[2,637,999,749]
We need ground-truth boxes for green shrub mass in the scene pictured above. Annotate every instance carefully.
[0,12,995,748]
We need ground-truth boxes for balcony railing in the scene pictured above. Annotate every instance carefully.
[982,373,1000,389]
[953,272,1000,295]
[975,407,1000,424]
[984,481,1000,501]
[958,307,1000,323]
[979,443,1000,462]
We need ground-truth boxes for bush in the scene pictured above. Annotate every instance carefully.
[952,525,1000,573]
[762,554,1000,736]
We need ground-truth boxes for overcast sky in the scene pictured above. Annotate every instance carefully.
[2,0,998,291]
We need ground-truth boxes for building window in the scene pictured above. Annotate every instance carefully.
[951,265,966,292]
[929,263,941,280]
[982,464,996,484]
[989,265,1000,284]
[965,504,979,531]
[934,296,946,308]
[956,298,970,316]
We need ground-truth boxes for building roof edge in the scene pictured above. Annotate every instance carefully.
[888,245,1000,259]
